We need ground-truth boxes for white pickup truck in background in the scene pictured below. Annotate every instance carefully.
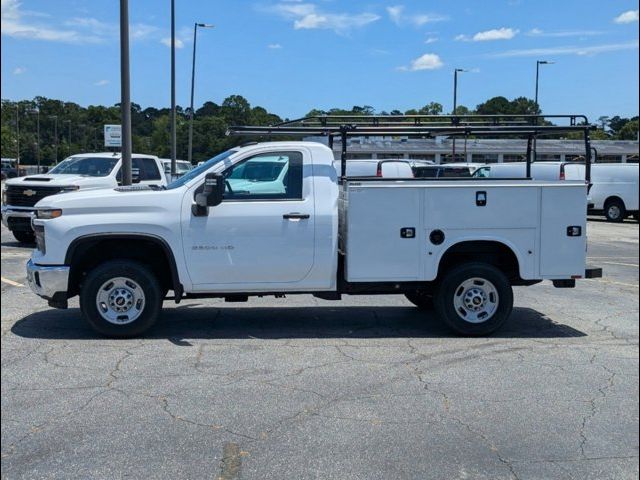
[1,153,166,243]
[25,114,603,338]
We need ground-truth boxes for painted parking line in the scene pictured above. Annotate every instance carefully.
[595,278,639,288]
[598,261,640,268]
[0,276,24,287]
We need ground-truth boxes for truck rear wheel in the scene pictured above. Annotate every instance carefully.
[604,198,626,223]
[12,230,35,244]
[434,262,513,336]
[80,260,162,338]
[405,292,434,310]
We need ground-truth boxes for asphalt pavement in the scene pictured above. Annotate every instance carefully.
[1,218,638,480]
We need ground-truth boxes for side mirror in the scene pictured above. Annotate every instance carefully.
[193,172,224,216]
[132,168,141,184]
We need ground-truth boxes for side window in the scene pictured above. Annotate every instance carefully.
[222,151,304,200]
[133,158,162,181]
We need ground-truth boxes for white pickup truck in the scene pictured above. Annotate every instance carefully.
[2,153,166,243]
[26,117,604,338]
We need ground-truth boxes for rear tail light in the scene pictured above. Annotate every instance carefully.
[560,165,566,180]
[376,163,383,177]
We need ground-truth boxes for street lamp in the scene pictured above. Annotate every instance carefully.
[63,120,72,157]
[452,68,467,162]
[15,105,20,169]
[49,115,58,164]
[170,0,176,177]
[27,107,40,173]
[534,60,554,161]
[188,22,214,165]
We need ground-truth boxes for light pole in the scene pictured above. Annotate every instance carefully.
[534,60,554,161]
[188,22,214,165]
[49,115,58,164]
[452,68,467,163]
[120,0,133,185]
[63,120,72,157]
[170,0,176,177]
[15,105,20,169]
[28,107,40,173]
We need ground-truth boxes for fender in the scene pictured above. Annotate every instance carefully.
[65,233,184,301]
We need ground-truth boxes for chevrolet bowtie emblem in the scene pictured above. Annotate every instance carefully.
[23,189,36,197]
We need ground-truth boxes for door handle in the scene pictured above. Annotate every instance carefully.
[283,213,310,220]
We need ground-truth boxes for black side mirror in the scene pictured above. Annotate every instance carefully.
[193,172,224,216]
[132,168,141,184]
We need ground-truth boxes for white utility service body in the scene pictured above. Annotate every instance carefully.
[25,137,601,337]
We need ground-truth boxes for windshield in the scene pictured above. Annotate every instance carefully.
[163,161,192,174]
[166,149,238,189]
[49,156,119,177]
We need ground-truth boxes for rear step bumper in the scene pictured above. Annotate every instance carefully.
[552,266,603,288]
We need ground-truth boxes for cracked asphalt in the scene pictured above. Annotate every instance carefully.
[1,219,638,479]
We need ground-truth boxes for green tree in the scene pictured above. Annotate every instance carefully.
[617,120,639,140]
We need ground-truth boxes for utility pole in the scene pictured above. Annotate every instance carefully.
[15,105,20,169]
[170,0,177,176]
[28,108,41,173]
[188,22,214,165]
[452,68,467,163]
[49,115,58,164]
[120,0,133,185]
[64,120,72,157]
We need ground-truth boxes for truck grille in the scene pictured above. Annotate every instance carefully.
[4,185,65,207]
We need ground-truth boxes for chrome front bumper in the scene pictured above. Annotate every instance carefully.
[1,205,35,229]
[26,259,70,301]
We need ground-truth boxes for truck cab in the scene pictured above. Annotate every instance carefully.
[1,153,166,243]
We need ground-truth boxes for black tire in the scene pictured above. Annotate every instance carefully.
[80,260,162,338]
[604,198,626,223]
[434,262,513,336]
[12,230,35,244]
[405,292,434,310]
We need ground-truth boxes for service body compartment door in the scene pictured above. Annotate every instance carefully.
[539,184,587,277]
[345,186,421,281]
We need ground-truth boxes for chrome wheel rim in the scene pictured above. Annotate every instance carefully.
[96,277,145,325]
[607,205,621,220]
[453,277,499,323]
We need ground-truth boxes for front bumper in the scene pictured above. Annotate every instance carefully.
[1,205,35,230]
[26,259,70,306]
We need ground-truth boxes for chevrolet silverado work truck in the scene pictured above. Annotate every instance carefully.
[25,115,602,337]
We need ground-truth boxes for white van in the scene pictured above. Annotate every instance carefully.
[333,159,414,178]
[564,163,639,222]
[473,161,570,180]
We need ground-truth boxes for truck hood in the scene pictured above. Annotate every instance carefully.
[5,174,114,189]
[35,185,181,213]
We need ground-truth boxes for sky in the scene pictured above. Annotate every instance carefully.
[1,0,639,122]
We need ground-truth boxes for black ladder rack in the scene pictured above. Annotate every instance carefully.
[227,114,595,182]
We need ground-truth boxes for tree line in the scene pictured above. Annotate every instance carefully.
[1,95,638,165]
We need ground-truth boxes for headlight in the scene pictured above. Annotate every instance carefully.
[36,209,63,219]
[59,185,80,193]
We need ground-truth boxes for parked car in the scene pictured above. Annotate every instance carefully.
[1,158,21,179]
[160,159,193,184]
[26,140,600,338]
[332,159,414,178]
[413,163,480,178]
[564,163,639,222]
[473,161,571,180]
[1,153,166,243]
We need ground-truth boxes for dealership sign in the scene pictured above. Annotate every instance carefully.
[104,125,122,148]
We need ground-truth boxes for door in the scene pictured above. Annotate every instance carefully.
[183,150,315,288]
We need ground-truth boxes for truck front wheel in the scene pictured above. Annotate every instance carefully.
[80,260,162,338]
[434,262,513,336]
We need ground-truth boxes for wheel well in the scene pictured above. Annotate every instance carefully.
[604,196,625,209]
[66,236,179,297]
[437,241,521,283]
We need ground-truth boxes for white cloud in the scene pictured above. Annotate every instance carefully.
[488,40,639,58]
[454,34,470,41]
[425,36,438,44]
[12,66,26,74]
[131,23,160,40]
[473,27,519,41]
[614,10,639,24]
[267,43,282,49]
[386,5,447,27]
[527,28,604,37]
[161,37,184,48]
[94,79,109,86]
[399,53,444,71]
[271,2,380,33]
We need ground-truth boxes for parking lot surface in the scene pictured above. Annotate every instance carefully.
[1,219,638,480]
